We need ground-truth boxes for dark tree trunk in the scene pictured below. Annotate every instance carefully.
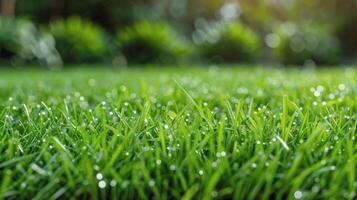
[1,0,16,16]
[51,0,65,20]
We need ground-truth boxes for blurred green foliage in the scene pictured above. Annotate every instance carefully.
[116,21,189,64]
[0,0,355,66]
[271,23,341,65]
[49,16,108,63]
[0,16,61,66]
[16,0,163,30]
[0,17,21,58]
[195,22,261,63]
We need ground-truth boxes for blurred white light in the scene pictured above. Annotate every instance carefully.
[265,33,281,48]
[219,3,240,21]
[294,191,303,199]
[281,22,297,36]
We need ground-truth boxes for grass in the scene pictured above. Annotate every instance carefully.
[0,66,356,199]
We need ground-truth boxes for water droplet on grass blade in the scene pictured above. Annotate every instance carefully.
[98,180,106,189]
[169,165,176,171]
[110,180,117,187]
[121,180,129,188]
[211,190,218,197]
[21,182,27,188]
[148,180,155,187]
[168,111,177,120]
[294,191,303,199]
[96,173,103,180]
[313,91,320,97]
[338,84,346,90]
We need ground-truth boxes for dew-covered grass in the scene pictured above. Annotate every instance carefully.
[0,67,356,199]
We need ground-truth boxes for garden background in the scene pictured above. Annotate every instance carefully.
[0,0,356,68]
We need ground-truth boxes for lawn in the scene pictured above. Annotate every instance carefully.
[0,67,356,199]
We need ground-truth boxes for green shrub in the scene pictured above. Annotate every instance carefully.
[0,16,61,66]
[116,21,189,64]
[49,16,107,63]
[270,23,341,65]
[0,17,20,58]
[194,22,261,63]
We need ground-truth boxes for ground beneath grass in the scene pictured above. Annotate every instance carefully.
[0,67,356,199]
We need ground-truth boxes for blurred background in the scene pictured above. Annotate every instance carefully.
[0,0,356,68]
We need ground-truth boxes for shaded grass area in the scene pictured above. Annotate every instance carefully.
[0,66,356,199]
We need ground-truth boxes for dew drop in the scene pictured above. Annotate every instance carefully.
[98,180,106,189]
[96,173,103,180]
[211,190,218,197]
[110,180,117,187]
[338,84,346,90]
[294,191,303,199]
[21,182,27,188]
[148,180,155,187]
[169,165,176,171]
[313,91,320,97]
